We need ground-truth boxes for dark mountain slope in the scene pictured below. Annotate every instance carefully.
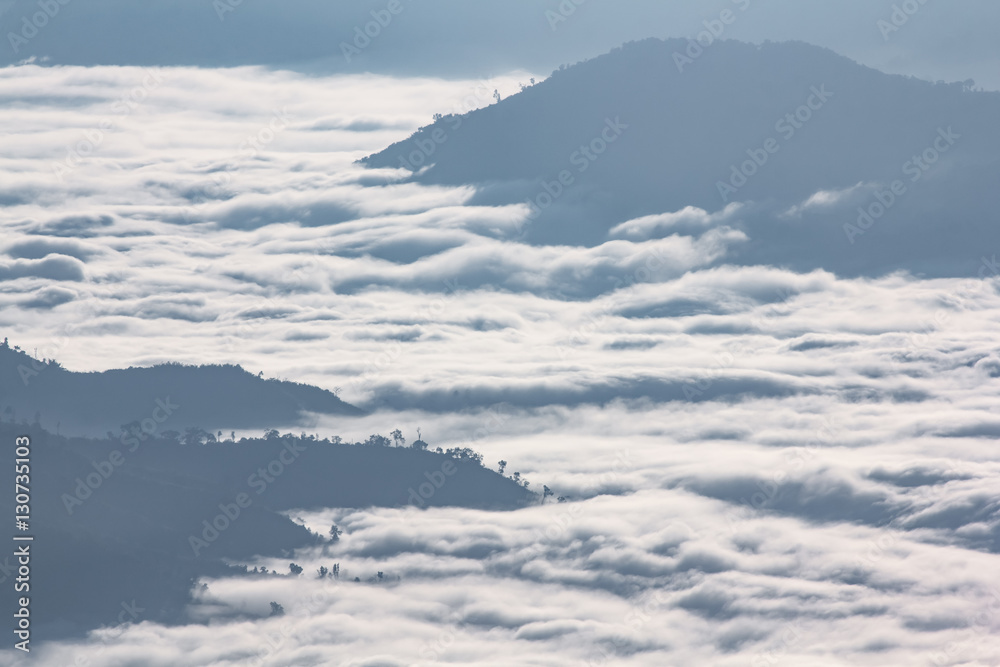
[0,342,362,436]
[363,39,1000,277]
[0,422,534,640]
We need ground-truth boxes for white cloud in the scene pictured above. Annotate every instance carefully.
[781,182,871,218]
[609,203,743,240]
[2,63,1000,667]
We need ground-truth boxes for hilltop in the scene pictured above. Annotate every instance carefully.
[0,422,535,639]
[364,39,1000,277]
[0,340,361,437]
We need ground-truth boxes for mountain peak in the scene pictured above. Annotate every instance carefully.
[363,39,999,277]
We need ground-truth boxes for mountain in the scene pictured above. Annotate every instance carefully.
[0,341,535,639]
[0,342,362,437]
[0,422,535,639]
[363,39,1000,277]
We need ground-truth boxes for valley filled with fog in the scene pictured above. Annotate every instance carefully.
[2,44,1000,665]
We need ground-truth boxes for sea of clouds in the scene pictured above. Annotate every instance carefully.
[1,64,999,666]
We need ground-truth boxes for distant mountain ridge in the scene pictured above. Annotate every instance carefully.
[0,341,361,436]
[363,38,1000,277]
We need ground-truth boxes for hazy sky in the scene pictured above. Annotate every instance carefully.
[1,0,998,89]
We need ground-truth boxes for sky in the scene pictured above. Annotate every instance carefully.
[1,3,999,666]
[0,0,998,90]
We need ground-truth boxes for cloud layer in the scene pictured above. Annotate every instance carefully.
[1,64,999,666]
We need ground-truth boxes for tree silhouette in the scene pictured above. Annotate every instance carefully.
[446,447,483,465]
[183,427,210,446]
[329,524,342,542]
[498,460,507,475]
[269,601,284,616]
[289,563,303,576]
